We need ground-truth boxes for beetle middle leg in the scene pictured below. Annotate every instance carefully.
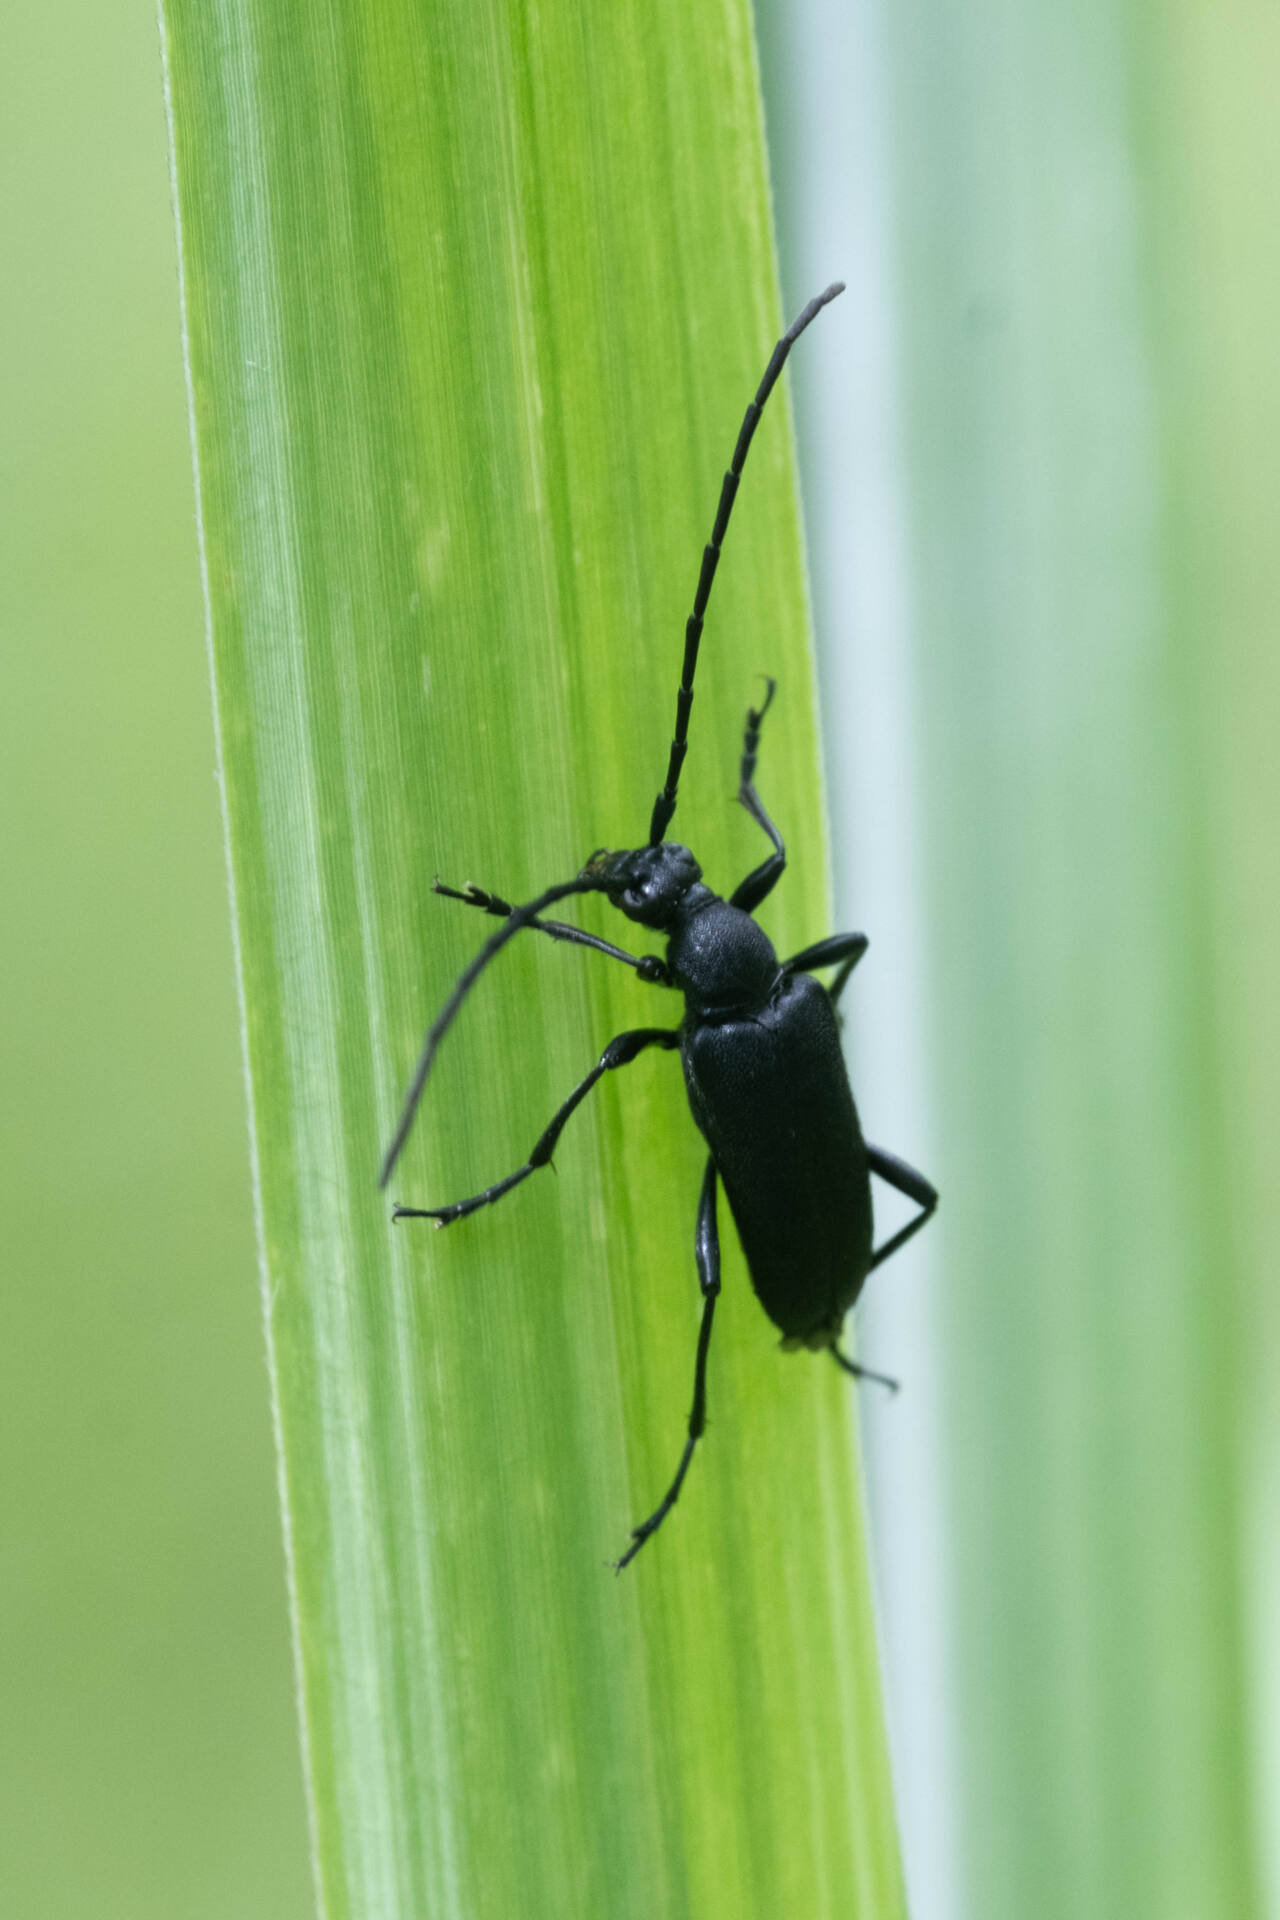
[729,680,787,914]
[783,931,869,1007]
[614,1156,721,1571]
[393,1027,680,1226]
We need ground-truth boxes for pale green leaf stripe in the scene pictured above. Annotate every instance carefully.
[163,2,906,1915]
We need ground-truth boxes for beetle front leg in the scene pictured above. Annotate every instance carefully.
[434,878,670,985]
[392,1028,680,1226]
[614,1157,721,1571]
[729,681,787,914]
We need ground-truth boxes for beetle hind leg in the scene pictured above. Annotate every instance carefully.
[831,1347,900,1394]
[614,1158,721,1571]
[867,1143,938,1271]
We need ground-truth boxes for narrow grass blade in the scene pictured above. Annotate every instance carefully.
[163,2,906,1914]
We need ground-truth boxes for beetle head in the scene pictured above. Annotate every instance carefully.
[581,843,702,928]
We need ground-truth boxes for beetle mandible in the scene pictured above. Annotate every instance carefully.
[381,283,938,1570]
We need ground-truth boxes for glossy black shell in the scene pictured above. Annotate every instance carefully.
[673,906,874,1346]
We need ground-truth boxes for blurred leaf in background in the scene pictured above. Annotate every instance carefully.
[762,0,1280,1916]
[0,6,310,1918]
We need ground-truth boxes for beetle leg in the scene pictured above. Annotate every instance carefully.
[866,1144,939,1271]
[382,869,627,1189]
[729,681,788,914]
[831,1148,935,1393]
[433,879,670,985]
[614,1157,721,1571]
[782,931,869,1007]
[392,1028,680,1226]
[831,1347,900,1393]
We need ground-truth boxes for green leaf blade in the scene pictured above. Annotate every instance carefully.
[165,2,904,1914]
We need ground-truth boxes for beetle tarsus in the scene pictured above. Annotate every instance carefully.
[613,1434,699,1572]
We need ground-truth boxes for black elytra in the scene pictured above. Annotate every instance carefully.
[382,283,938,1571]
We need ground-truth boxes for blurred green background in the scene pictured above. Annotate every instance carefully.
[5,0,1278,1917]
[760,1,1280,1915]
[1,6,311,1916]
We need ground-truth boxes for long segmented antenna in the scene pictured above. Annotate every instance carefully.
[379,874,609,1190]
[648,281,845,847]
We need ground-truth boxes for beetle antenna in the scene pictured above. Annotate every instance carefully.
[647,281,845,847]
[379,874,610,1190]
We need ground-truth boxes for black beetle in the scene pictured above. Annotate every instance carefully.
[382,283,937,1569]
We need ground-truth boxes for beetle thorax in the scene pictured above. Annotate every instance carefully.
[666,894,779,1014]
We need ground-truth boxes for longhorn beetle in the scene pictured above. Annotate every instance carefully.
[381,282,938,1570]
